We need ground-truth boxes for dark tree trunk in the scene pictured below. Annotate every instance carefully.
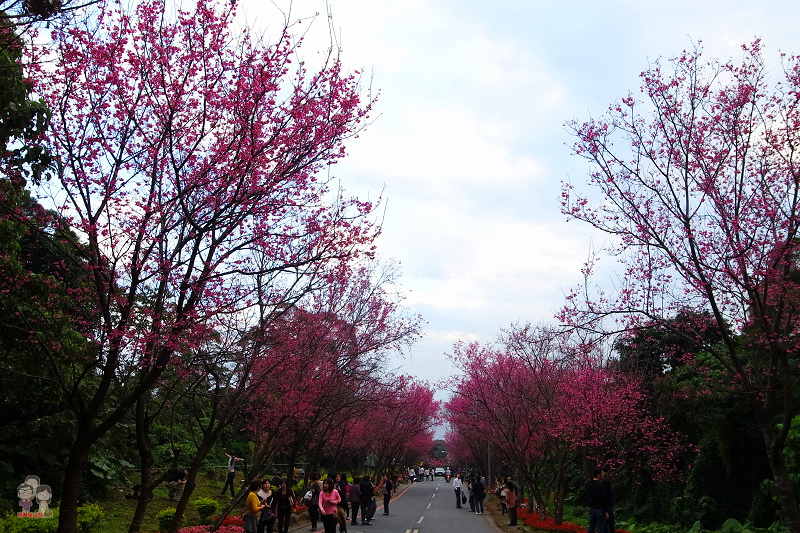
[56,431,91,533]
[169,439,217,532]
[554,457,567,526]
[762,429,800,533]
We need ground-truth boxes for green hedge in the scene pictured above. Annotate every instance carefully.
[0,504,104,533]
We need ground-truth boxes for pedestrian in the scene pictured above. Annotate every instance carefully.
[602,469,616,533]
[244,479,267,533]
[348,477,361,525]
[257,479,276,533]
[505,481,518,526]
[586,468,608,533]
[370,481,379,522]
[473,476,485,514]
[468,478,475,512]
[305,472,322,532]
[221,449,243,498]
[319,478,341,533]
[498,483,508,515]
[275,479,295,533]
[163,468,189,502]
[334,474,348,519]
[453,473,463,508]
[358,475,374,525]
[381,475,393,515]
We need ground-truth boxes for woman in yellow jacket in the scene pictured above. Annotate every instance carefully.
[244,479,267,533]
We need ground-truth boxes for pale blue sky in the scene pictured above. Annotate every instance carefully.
[239,0,800,390]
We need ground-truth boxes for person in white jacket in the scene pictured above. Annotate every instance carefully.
[453,474,463,508]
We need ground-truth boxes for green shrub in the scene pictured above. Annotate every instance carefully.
[156,508,176,533]
[194,498,217,525]
[0,504,106,533]
[0,513,58,533]
[76,504,104,533]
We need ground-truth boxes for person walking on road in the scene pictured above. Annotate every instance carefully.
[453,473,463,508]
[244,479,267,533]
[358,475,374,525]
[257,479,276,533]
[473,477,485,514]
[334,474,348,520]
[381,475,393,515]
[319,478,341,533]
[505,481,518,526]
[274,479,295,533]
[348,477,361,525]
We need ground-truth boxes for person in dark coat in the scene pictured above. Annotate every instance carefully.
[472,477,486,514]
[348,478,361,525]
[586,468,608,533]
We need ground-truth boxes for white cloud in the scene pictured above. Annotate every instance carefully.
[238,0,800,383]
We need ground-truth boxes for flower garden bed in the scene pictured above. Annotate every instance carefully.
[517,507,630,533]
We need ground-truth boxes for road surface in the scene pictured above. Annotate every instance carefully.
[346,478,498,533]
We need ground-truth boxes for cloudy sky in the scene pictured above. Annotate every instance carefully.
[239,0,800,389]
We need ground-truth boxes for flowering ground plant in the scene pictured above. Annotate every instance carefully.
[518,507,630,533]
[178,526,244,533]
[210,515,244,527]
[178,526,243,533]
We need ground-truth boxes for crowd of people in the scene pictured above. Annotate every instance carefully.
[240,472,396,533]
[452,473,518,524]
[159,456,570,533]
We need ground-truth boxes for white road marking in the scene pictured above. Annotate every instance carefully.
[417,516,424,524]
[427,503,431,508]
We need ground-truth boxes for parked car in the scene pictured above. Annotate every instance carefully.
[434,468,445,477]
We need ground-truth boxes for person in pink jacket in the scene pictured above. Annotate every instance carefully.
[319,478,342,533]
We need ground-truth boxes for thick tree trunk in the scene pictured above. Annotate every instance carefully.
[170,439,217,533]
[129,399,155,533]
[56,434,91,533]
[554,460,567,526]
[764,439,800,533]
[128,479,156,533]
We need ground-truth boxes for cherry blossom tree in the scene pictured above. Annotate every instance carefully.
[21,0,380,530]
[445,325,690,524]
[563,41,800,531]
[354,378,440,475]
[219,260,421,528]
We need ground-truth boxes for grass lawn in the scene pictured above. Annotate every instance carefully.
[95,471,246,532]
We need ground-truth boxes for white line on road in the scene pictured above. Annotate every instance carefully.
[427,503,431,508]
[417,516,424,524]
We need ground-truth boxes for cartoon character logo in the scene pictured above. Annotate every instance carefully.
[36,485,53,517]
[17,484,35,514]
[24,475,40,493]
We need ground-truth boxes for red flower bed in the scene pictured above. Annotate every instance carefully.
[210,515,245,527]
[517,507,629,533]
[178,526,243,533]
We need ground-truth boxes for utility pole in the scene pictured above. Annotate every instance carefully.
[487,441,492,494]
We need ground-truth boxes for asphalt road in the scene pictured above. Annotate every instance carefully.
[347,478,497,533]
